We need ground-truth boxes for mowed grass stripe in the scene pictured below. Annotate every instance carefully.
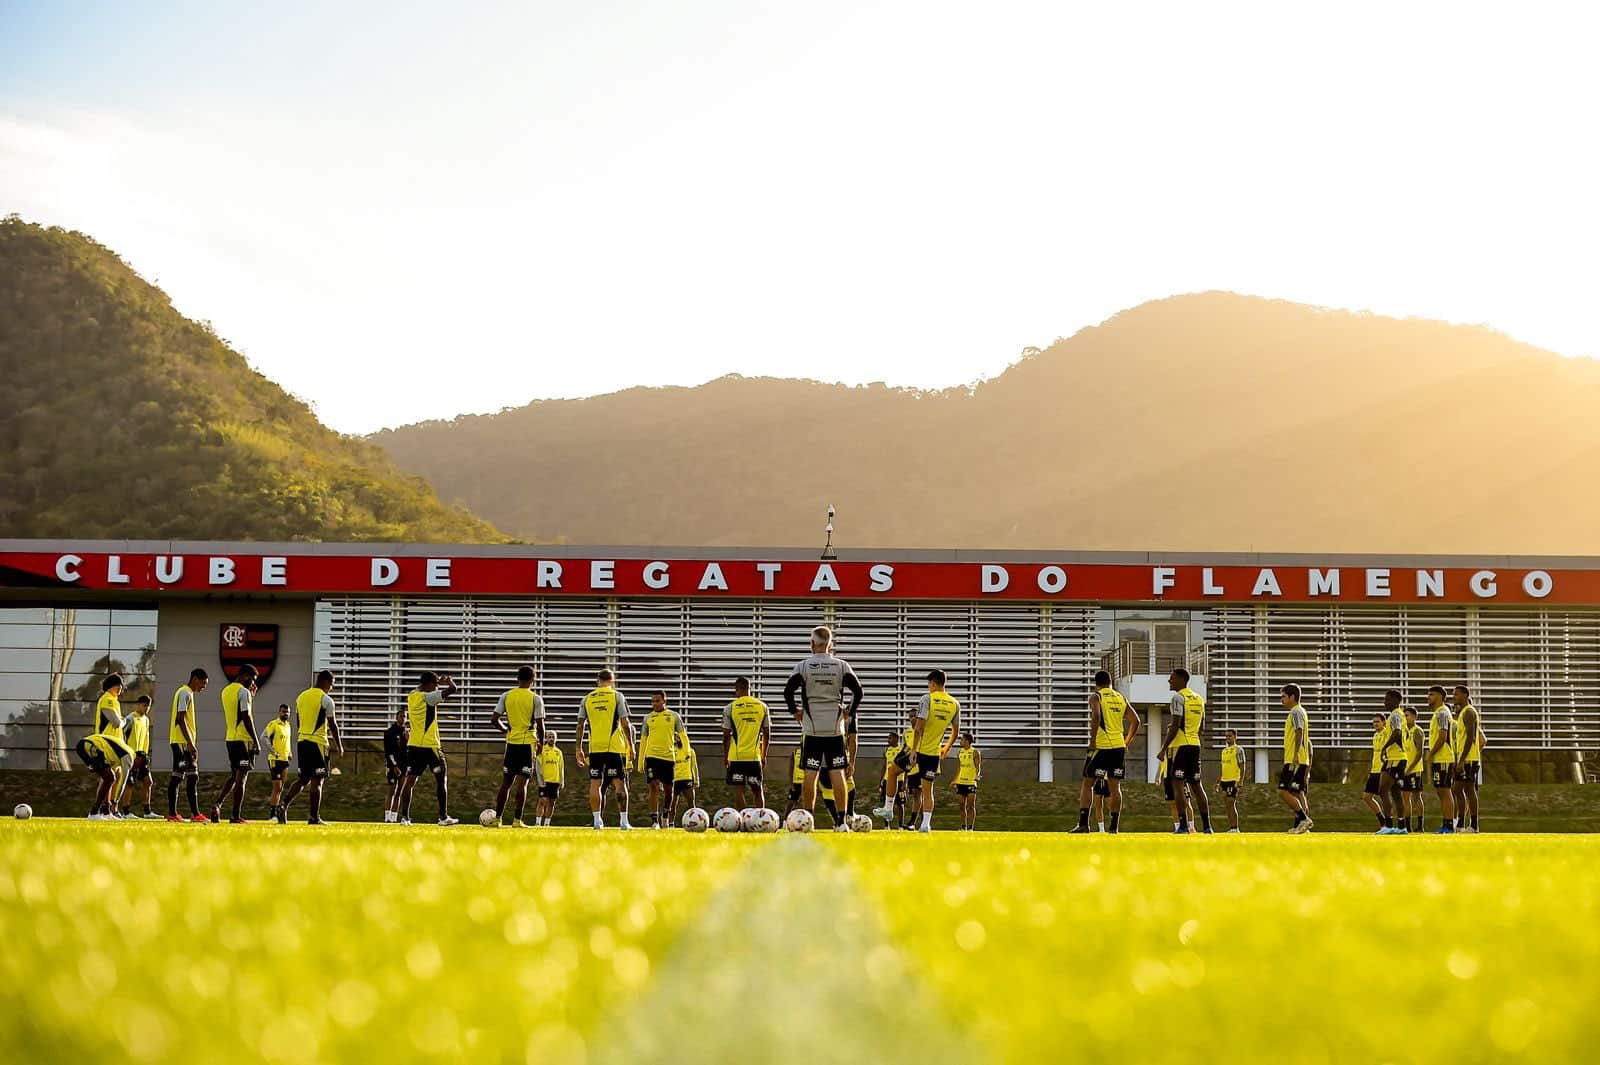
[600,833,979,1065]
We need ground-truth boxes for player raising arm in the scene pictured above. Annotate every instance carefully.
[397,671,459,826]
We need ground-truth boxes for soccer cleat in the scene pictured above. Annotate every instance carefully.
[1068,825,1093,834]
[87,813,104,821]
[1227,828,1241,833]
[1375,826,1394,835]
[189,812,211,824]
[399,817,413,826]
[872,806,893,820]
[1457,826,1477,834]
[229,818,250,825]
[437,816,460,827]
[1395,826,1409,834]
[143,811,162,819]
[307,818,329,826]
[509,820,526,829]
[272,806,288,825]
[210,806,222,823]
[166,814,184,822]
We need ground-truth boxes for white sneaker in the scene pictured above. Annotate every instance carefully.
[833,823,851,833]
[872,806,892,819]
[917,823,931,833]
[437,816,459,827]
[1458,826,1477,834]
[399,817,412,825]
[87,813,104,821]
[1227,828,1241,833]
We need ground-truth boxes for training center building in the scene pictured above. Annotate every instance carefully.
[1,540,1597,784]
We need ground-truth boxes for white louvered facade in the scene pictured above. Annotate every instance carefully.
[315,597,1098,749]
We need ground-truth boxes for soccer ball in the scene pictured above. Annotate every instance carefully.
[681,807,710,832]
[785,809,815,834]
[739,807,763,833]
[13,804,31,820]
[847,813,873,833]
[756,808,781,833]
[713,807,742,833]
[478,808,499,828]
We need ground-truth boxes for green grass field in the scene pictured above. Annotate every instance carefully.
[0,820,1591,1064]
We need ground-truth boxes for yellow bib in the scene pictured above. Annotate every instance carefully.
[583,689,622,755]
[1175,688,1204,748]
[1094,688,1128,750]
[1220,743,1242,782]
[955,747,979,785]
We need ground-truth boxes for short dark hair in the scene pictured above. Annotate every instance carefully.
[960,729,974,741]
[101,673,123,692]
[1171,668,1190,685]
[236,664,258,681]
[189,668,208,682]
[419,670,438,686]
[1093,670,1111,687]
[734,676,750,693]
[1385,688,1402,702]
[927,669,947,685]
[1454,684,1471,697]
[597,668,614,683]
[316,669,335,687]
[1428,685,1447,698]
[516,665,535,684]
[135,695,152,705]
[1281,683,1302,700]
[278,704,290,711]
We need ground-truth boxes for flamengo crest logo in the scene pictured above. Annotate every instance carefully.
[219,623,279,684]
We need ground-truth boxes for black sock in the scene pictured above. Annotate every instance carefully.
[1078,807,1090,829]
[1293,809,1306,824]
[1108,811,1120,833]
[1470,815,1479,830]
[1200,812,1212,832]
[1415,815,1424,831]
[167,776,180,817]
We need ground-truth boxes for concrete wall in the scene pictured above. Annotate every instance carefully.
[155,600,316,769]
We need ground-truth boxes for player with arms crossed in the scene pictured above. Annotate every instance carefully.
[1072,670,1140,834]
[1277,683,1313,834]
[783,625,864,832]
[211,665,261,824]
[722,677,770,811]
[397,671,460,826]
[487,665,545,827]
[576,668,634,830]
[166,668,208,822]
[277,670,343,825]
[908,669,960,833]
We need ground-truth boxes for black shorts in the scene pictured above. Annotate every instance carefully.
[386,763,403,785]
[171,742,196,774]
[726,760,764,785]
[1082,747,1127,780]
[538,783,560,800]
[1162,777,1176,802]
[1168,746,1202,783]
[955,783,976,796]
[911,752,941,783]
[1220,780,1239,798]
[1456,761,1481,786]
[802,735,849,772]
[75,737,111,772]
[225,740,256,771]
[587,751,625,782]
[503,743,536,777]
[129,753,151,782]
[297,740,328,778]
[1431,764,1454,789]
[893,752,912,773]
[1400,772,1423,793]
[1383,763,1407,782]
[1093,777,1110,797]
[673,779,693,794]
[645,757,675,785]
[268,760,290,781]
[1277,763,1309,793]
[1363,772,1382,795]
[788,783,803,802]
[406,746,447,777]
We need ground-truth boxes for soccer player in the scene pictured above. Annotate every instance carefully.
[74,727,123,821]
[1377,690,1409,834]
[263,704,292,815]
[1219,727,1245,832]
[722,677,769,810]
[575,668,633,830]
[487,665,545,827]
[1158,749,1183,832]
[210,665,261,824]
[535,732,563,826]
[1277,683,1313,834]
[397,671,460,826]
[638,691,688,829]
[116,695,158,818]
[1073,669,1140,834]
[278,670,343,825]
[874,710,920,827]
[953,730,981,830]
[1401,707,1427,832]
[671,733,699,824]
[876,729,900,824]
[1362,712,1387,831]
[1452,686,1484,833]
[908,669,959,833]
[1091,777,1111,832]
[91,673,135,819]
[1425,685,1456,834]
[382,709,408,823]
[1158,668,1211,834]
[820,767,856,825]
[786,747,804,816]
[782,625,864,832]
[167,668,208,822]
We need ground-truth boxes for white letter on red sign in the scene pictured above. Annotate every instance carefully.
[1202,568,1224,596]
[756,562,782,591]
[536,561,562,589]
[426,559,451,588]
[698,563,728,591]
[590,560,615,590]
[107,555,131,585]
[55,555,82,582]
[371,558,399,587]
[1523,571,1553,598]
[155,556,183,584]
[1251,569,1281,597]
[869,564,894,592]
[1308,569,1340,596]
[261,557,288,587]
[1366,569,1390,597]
[1152,567,1176,596]
[643,561,670,589]
[1037,566,1067,594]
[1416,570,1444,597]
[981,565,1009,594]
[1470,570,1497,598]
[209,557,235,586]
[810,564,840,593]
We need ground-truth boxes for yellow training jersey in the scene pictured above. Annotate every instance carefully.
[791,748,804,785]
[674,745,699,784]
[96,692,124,743]
[297,688,332,750]
[501,688,540,746]
[1093,687,1129,750]
[539,745,563,786]
[640,708,685,761]
[916,691,960,756]
[169,686,198,746]
[126,713,150,755]
[407,689,443,750]
[1428,706,1455,766]
[1369,730,1385,774]
[955,747,979,785]
[263,718,291,762]
[883,745,897,777]
[583,688,624,755]
[1382,713,1408,767]
[1220,743,1243,782]
[1404,723,1424,770]
[1283,704,1311,767]
[220,682,251,743]
[1455,707,1483,762]
[724,696,768,761]
[1174,688,1204,748]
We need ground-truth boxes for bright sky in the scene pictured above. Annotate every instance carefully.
[2,2,1596,433]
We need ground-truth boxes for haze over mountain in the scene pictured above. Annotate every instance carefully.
[0,220,503,542]
[373,294,1600,553]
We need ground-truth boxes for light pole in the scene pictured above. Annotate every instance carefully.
[821,505,836,561]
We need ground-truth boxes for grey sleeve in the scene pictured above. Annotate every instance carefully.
[239,687,253,716]
[916,694,931,722]
[615,692,629,718]
[1290,707,1307,730]
[177,688,192,715]
[533,694,545,720]
[1169,693,1185,721]
[493,692,508,717]
[721,703,734,730]
[322,694,336,715]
